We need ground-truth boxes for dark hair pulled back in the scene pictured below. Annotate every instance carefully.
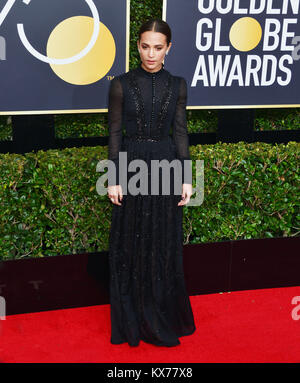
[138,18,172,47]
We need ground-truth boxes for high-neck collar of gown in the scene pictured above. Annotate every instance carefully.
[137,63,165,78]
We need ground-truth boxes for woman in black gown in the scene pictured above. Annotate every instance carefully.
[107,19,196,347]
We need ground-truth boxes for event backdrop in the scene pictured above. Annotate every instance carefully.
[163,0,300,109]
[0,0,130,114]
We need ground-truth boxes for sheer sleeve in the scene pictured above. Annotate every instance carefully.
[108,76,123,186]
[172,77,192,185]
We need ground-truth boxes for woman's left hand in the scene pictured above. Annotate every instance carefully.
[178,183,192,206]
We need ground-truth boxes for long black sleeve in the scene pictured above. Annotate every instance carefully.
[108,76,123,186]
[172,77,192,185]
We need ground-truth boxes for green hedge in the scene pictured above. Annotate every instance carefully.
[0,108,299,142]
[0,141,299,260]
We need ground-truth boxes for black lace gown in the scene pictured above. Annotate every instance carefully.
[107,63,196,347]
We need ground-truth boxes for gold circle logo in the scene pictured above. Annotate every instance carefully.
[229,17,262,52]
[46,16,116,85]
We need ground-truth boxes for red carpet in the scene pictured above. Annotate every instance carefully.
[0,286,299,363]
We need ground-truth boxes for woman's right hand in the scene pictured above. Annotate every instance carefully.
[108,185,123,205]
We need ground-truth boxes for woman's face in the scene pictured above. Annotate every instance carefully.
[137,31,172,73]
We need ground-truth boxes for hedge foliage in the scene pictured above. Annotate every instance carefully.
[0,141,299,260]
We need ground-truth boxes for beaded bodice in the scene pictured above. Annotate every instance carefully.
[108,63,190,166]
[127,65,173,139]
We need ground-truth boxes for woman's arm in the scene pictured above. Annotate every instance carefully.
[108,76,123,186]
[172,77,192,185]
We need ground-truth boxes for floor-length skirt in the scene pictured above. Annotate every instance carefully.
[108,135,196,347]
